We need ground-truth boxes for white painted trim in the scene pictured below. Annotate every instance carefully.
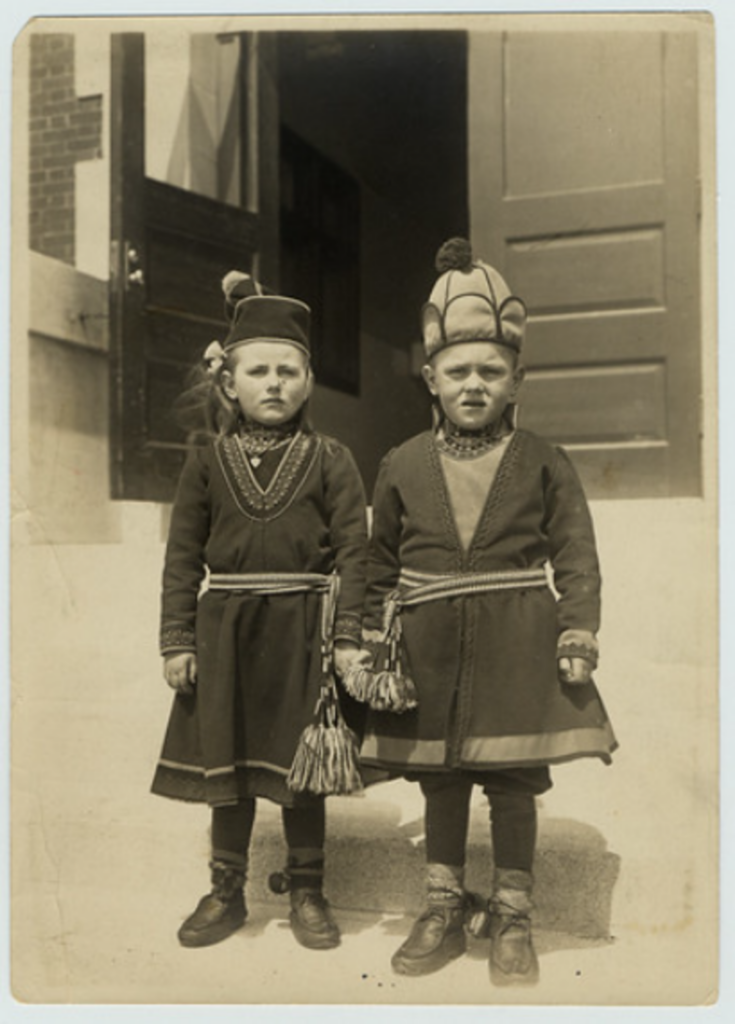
[29,251,108,352]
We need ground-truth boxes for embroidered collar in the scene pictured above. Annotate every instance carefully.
[216,430,320,521]
[238,419,299,467]
[435,418,512,460]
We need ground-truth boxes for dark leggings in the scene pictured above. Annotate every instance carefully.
[211,798,326,862]
[418,773,540,872]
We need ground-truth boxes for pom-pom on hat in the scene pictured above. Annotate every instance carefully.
[422,238,527,359]
[221,270,311,358]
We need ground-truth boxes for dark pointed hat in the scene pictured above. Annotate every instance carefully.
[221,271,311,358]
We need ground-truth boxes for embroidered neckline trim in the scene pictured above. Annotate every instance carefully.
[435,422,512,460]
[216,431,320,521]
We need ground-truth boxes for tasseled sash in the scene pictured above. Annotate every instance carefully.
[344,567,549,713]
[209,571,363,796]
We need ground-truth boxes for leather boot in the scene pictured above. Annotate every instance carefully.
[391,863,467,976]
[289,888,341,950]
[488,868,539,986]
[177,858,247,948]
[287,850,341,950]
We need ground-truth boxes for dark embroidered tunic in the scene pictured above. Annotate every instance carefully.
[360,429,617,773]
[152,430,368,807]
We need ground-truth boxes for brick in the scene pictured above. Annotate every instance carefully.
[47,35,72,51]
[48,87,74,103]
[70,110,97,128]
[39,230,64,242]
[45,104,76,121]
[66,137,99,155]
[46,238,74,255]
[70,118,102,138]
[70,123,101,141]
[41,154,71,170]
[43,231,73,245]
[40,127,68,145]
[42,213,73,230]
[47,64,73,80]
[44,180,72,197]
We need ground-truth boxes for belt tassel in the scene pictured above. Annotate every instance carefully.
[342,591,419,714]
[343,569,547,715]
[287,574,364,796]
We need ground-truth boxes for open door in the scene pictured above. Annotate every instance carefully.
[108,32,270,502]
[472,28,701,498]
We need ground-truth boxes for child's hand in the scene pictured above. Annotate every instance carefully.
[333,640,361,679]
[164,652,197,695]
[558,656,593,686]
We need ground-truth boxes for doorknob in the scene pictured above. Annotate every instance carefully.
[125,245,145,287]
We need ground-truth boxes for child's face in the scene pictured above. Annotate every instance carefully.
[223,341,313,426]
[422,341,524,432]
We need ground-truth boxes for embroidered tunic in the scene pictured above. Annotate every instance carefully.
[151,430,368,808]
[360,428,617,774]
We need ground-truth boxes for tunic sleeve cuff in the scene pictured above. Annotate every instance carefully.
[160,625,197,656]
[333,613,363,645]
[557,629,599,668]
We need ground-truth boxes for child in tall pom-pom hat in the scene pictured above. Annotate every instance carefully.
[343,238,618,985]
[151,271,369,951]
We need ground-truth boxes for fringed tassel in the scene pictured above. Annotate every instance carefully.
[370,666,418,713]
[342,659,418,713]
[288,574,364,796]
[341,665,376,703]
[341,649,379,703]
[287,676,364,796]
[342,612,419,714]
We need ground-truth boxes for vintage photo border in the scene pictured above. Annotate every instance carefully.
[2,0,733,1021]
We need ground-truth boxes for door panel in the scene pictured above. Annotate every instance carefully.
[504,33,665,196]
[470,29,701,498]
[508,228,665,314]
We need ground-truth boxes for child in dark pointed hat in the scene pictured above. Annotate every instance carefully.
[152,271,369,951]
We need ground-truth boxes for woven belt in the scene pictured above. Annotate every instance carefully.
[208,572,339,658]
[382,567,548,636]
[208,572,334,596]
[397,566,548,604]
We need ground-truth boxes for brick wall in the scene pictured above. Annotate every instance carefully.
[29,33,103,265]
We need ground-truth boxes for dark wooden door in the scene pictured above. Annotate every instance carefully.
[472,28,701,498]
[108,32,262,502]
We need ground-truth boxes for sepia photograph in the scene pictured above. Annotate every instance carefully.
[5,1,728,1017]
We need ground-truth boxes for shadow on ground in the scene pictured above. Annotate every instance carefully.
[244,793,621,951]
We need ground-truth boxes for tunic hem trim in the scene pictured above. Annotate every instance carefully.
[156,756,290,778]
[361,724,617,768]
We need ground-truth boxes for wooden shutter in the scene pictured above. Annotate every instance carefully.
[470,28,701,498]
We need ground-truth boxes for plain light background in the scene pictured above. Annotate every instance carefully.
[2,1,733,1023]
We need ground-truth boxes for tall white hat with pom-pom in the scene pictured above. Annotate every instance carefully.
[422,238,527,360]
